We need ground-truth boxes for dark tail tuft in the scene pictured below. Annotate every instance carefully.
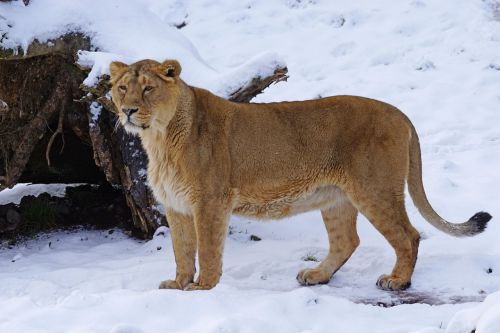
[468,211,492,234]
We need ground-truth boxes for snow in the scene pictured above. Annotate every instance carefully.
[0,183,85,205]
[1,0,500,332]
[0,0,285,95]
[444,292,500,333]
[0,228,471,333]
[89,101,102,123]
[137,168,147,178]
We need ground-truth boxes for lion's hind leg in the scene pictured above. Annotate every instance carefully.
[349,189,420,291]
[297,197,359,286]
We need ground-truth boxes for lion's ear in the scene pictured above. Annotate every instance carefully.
[109,61,128,79]
[160,59,182,78]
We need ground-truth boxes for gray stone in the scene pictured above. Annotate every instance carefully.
[5,208,21,231]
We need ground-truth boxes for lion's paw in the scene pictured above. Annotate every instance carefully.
[296,268,331,286]
[184,282,216,291]
[376,274,411,291]
[158,279,181,290]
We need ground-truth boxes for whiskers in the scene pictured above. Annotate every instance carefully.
[113,117,121,133]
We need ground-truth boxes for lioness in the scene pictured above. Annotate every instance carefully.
[109,59,491,291]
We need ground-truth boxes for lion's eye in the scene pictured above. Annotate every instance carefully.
[144,86,154,92]
[118,85,127,92]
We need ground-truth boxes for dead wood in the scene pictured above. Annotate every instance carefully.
[0,34,288,238]
[229,67,289,103]
[0,53,103,190]
[45,100,66,167]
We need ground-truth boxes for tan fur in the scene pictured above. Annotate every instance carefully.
[109,59,490,291]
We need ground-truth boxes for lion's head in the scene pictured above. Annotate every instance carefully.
[109,59,182,134]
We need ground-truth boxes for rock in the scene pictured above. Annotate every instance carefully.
[0,217,7,233]
[0,99,8,113]
[0,184,138,242]
[0,203,19,232]
[5,208,20,231]
[250,234,262,241]
[53,200,71,217]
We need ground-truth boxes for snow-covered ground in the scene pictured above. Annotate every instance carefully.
[1,0,500,332]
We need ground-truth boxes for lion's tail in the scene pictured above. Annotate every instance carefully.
[407,124,491,237]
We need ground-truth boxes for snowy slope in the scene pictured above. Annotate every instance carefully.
[1,0,500,332]
[0,0,285,96]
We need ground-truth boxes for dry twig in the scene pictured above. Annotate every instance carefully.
[45,106,66,167]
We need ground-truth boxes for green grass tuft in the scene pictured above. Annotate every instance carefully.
[302,254,319,262]
[20,197,56,237]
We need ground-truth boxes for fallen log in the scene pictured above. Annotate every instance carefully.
[0,37,288,238]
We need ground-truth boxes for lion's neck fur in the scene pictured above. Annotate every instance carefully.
[139,81,199,160]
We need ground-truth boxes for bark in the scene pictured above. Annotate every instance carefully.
[229,67,288,103]
[0,53,102,189]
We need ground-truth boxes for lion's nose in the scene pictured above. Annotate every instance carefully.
[122,108,138,116]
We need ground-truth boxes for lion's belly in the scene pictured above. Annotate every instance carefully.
[233,185,344,219]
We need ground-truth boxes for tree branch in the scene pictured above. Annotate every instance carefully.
[228,67,288,103]
[45,105,66,167]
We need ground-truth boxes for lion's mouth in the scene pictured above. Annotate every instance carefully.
[126,120,150,130]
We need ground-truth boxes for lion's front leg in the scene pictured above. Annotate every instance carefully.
[159,209,197,290]
[184,200,231,291]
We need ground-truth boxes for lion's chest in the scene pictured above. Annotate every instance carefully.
[148,161,191,215]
